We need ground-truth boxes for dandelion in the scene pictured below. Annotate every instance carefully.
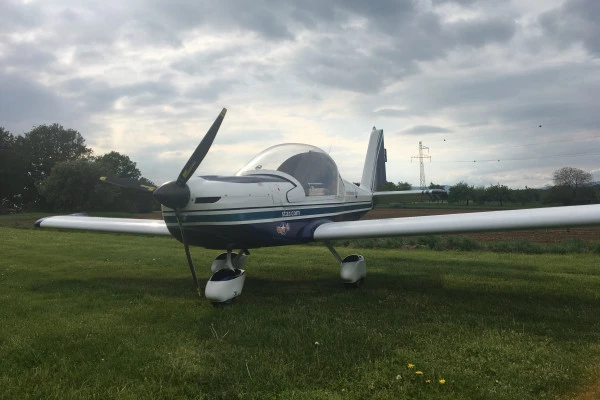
[426,379,431,384]
[416,371,423,376]
[439,379,446,385]
[314,341,320,346]
[407,363,415,369]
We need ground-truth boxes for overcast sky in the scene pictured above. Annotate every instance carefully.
[1,0,599,188]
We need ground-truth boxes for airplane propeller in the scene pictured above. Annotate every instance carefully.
[99,108,227,296]
[153,108,227,296]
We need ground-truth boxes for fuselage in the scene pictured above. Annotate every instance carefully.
[162,171,373,249]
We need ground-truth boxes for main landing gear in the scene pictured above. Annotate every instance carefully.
[202,244,365,304]
[204,249,249,303]
[325,242,366,287]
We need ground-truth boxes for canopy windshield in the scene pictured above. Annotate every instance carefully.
[236,143,341,196]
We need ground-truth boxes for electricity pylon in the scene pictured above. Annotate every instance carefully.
[411,141,431,190]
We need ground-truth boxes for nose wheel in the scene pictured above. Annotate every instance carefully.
[205,249,249,303]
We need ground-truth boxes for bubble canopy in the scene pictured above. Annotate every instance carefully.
[236,143,342,196]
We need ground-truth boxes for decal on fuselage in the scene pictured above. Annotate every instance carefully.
[276,222,290,235]
[282,210,301,217]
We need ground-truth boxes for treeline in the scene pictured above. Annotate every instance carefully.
[1,124,157,213]
[382,166,599,207]
[445,167,598,206]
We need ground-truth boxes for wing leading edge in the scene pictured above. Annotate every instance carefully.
[313,204,600,240]
[35,215,170,236]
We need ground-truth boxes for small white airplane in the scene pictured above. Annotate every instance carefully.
[35,108,600,303]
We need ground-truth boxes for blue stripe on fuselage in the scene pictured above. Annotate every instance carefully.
[163,202,372,225]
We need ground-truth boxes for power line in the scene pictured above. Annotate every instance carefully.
[442,134,600,152]
[436,150,600,163]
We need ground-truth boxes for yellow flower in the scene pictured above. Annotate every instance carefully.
[439,379,446,385]
[426,379,431,384]
[407,363,415,369]
[416,371,423,375]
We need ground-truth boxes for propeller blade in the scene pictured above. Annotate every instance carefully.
[176,108,227,187]
[100,176,156,193]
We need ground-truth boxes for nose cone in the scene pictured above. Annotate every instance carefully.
[153,181,191,210]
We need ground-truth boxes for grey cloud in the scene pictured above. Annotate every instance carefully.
[183,79,236,102]
[431,0,479,4]
[216,129,282,145]
[0,71,72,134]
[0,42,56,70]
[290,10,518,94]
[141,0,295,41]
[540,0,600,56]
[171,44,247,75]
[398,63,599,115]
[58,78,179,113]
[402,125,453,135]
[449,18,516,48]
[373,108,410,118]
[0,0,43,30]
[0,71,105,138]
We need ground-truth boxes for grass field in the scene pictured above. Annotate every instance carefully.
[1,225,600,399]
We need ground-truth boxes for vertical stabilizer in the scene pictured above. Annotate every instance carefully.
[360,128,387,192]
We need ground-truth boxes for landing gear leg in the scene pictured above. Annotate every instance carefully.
[325,241,366,287]
[211,249,249,272]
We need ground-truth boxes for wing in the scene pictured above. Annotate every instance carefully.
[313,204,600,240]
[35,215,171,236]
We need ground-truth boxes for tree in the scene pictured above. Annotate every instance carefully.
[95,151,158,211]
[396,181,412,190]
[378,181,398,191]
[513,188,541,205]
[551,167,594,205]
[0,127,26,211]
[95,151,141,179]
[19,124,92,207]
[38,157,158,213]
[449,181,475,205]
[486,184,511,206]
[38,160,106,212]
[553,167,593,190]
[472,186,487,205]
[377,181,412,191]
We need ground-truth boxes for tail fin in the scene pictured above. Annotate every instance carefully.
[360,127,387,192]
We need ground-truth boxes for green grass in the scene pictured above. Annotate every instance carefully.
[334,235,600,254]
[1,226,600,399]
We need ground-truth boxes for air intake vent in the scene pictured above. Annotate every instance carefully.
[195,197,221,204]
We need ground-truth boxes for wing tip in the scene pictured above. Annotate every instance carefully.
[33,217,46,228]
